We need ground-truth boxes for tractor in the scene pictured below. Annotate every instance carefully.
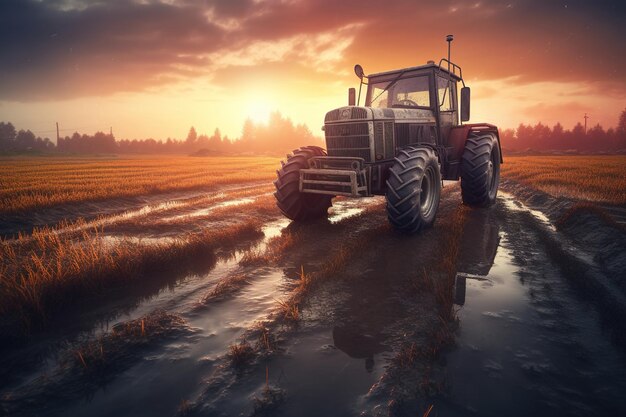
[274,35,502,233]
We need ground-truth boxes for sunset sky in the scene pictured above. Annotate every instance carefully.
[1,0,624,141]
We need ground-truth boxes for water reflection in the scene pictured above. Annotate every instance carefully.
[454,208,501,305]
[332,325,386,373]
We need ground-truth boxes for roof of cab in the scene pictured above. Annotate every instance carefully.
[368,62,462,81]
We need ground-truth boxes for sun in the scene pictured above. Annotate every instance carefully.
[245,98,273,124]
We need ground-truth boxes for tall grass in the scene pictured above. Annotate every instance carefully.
[501,155,626,204]
[0,220,263,329]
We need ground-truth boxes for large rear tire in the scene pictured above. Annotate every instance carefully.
[274,146,333,221]
[460,132,501,207]
[386,147,441,233]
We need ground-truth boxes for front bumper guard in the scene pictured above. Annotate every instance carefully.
[299,157,369,197]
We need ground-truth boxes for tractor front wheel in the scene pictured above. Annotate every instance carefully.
[274,146,333,221]
[460,132,501,207]
[386,147,441,233]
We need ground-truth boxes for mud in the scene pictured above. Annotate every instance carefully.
[2,180,626,417]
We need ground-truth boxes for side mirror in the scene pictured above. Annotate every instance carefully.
[354,64,364,80]
[348,88,356,106]
[461,86,470,122]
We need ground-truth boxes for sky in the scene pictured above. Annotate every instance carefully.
[0,0,625,142]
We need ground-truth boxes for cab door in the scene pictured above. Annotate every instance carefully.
[436,75,458,142]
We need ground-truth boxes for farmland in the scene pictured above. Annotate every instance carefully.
[0,155,279,213]
[500,155,626,205]
[1,154,626,417]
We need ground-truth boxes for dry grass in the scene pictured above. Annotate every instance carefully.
[0,155,280,213]
[252,384,285,416]
[501,155,626,204]
[0,220,263,329]
[104,188,276,234]
[228,339,256,368]
[240,229,301,266]
[0,310,190,416]
[556,202,625,231]
[66,310,188,373]
[203,273,251,301]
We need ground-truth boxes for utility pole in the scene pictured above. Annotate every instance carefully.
[110,126,113,137]
[584,113,589,135]
[56,122,60,144]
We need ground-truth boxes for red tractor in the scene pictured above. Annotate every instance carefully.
[274,36,502,233]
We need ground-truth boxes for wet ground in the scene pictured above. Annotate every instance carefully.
[1,180,625,417]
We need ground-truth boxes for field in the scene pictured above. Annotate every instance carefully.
[501,155,626,205]
[1,155,626,417]
[0,155,280,213]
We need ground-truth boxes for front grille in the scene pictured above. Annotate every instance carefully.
[325,121,371,162]
[325,123,369,137]
[326,149,371,160]
[325,107,369,122]
[351,107,368,119]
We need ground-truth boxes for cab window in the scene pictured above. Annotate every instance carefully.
[437,76,454,111]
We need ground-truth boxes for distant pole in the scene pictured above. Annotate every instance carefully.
[110,126,113,137]
[584,113,589,134]
[56,122,60,143]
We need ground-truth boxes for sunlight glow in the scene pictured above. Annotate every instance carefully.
[245,97,273,124]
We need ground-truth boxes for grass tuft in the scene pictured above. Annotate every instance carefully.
[0,221,263,331]
[228,340,256,368]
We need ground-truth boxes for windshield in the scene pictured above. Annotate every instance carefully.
[369,75,430,108]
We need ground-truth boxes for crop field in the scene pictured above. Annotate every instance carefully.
[0,155,280,213]
[1,155,626,417]
[501,155,626,205]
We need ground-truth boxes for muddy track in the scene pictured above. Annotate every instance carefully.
[0,181,271,238]
[2,182,626,417]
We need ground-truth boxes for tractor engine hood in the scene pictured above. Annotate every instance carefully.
[323,106,440,163]
[324,106,436,124]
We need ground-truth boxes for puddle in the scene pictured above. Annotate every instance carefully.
[437,195,626,416]
[162,193,271,221]
[328,197,384,223]
[1,217,292,417]
[499,191,556,231]
[100,234,179,246]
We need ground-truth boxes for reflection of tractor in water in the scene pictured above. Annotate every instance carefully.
[454,207,501,305]
[332,325,386,373]
[274,35,502,233]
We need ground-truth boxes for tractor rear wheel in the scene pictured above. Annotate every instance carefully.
[386,147,441,233]
[274,146,333,221]
[460,132,501,207]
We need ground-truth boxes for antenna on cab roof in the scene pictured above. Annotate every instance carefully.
[446,34,453,74]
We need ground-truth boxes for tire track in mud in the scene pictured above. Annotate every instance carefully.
[0,197,384,417]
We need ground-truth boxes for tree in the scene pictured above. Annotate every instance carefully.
[186,127,197,143]
[0,122,17,151]
[617,108,626,135]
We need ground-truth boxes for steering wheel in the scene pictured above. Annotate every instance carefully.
[396,99,418,107]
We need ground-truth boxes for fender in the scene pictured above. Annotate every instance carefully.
[444,123,503,180]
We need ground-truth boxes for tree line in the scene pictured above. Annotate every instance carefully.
[0,112,322,155]
[2,108,625,155]
[501,108,626,153]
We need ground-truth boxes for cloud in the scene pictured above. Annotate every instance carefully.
[0,0,624,100]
